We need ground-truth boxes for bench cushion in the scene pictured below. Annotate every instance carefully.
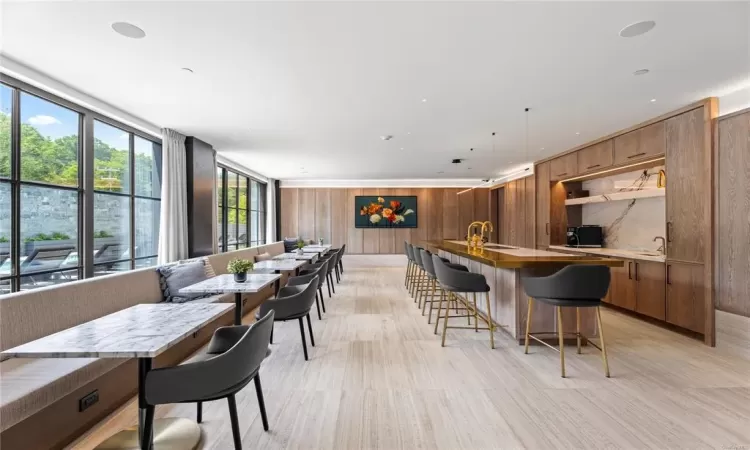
[0,357,126,432]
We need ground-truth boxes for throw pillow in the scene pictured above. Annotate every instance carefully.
[157,261,211,303]
[255,252,272,262]
[202,258,217,277]
[283,237,299,253]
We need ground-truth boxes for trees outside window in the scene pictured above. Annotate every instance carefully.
[217,167,265,253]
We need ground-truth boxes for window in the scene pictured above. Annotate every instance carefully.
[216,167,266,253]
[0,78,162,293]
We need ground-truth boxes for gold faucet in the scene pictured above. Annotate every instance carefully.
[467,221,486,249]
[481,221,494,242]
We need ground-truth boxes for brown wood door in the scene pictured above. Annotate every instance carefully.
[535,162,550,247]
[635,261,666,320]
[613,121,666,165]
[665,108,706,264]
[666,261,705,333]
[609,259,637,311]
[577,139,613,174]
[549,153,578,181]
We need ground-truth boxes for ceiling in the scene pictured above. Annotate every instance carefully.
[1,1,748,181]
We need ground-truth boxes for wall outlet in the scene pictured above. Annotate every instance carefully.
[79,390,99,412]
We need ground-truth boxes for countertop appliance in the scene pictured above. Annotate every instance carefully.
[567,225,603,248]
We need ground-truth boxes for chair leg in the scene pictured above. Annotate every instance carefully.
[427,279,436,323]
[227,394,242,450]
[339,259,344,274]
[524,297,533,354]
[335,265,340,283]
[140,405,155,450]
[485,292,495,349]
[197,401,203,424]
[405,261,410,287]
[330,273,336,293]
[320,289,327,312]
[254,374,269,431]
[306,313,315,347]
[270,324,274,344]
[327,276,332,298]
[298,317,309,361]
[557,306,566,378]
[315,293,322,320]
[473,292,479,332]
[441,292,451,347]
[596,306,611,377]
[434,289,445,334]
[576,307,582,354]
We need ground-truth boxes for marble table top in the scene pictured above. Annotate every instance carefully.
[273,252,318,261]
[1,303,233,358]
[252,259,307,271]
[180,273,281,295]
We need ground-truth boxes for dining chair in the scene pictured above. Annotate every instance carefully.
[144,311,275,450]
[286,266,325,320]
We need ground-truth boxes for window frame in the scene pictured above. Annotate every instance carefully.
[0,74,162,292]
[216,165,266,253]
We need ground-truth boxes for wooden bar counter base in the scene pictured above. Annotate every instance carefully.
[422,240,623,344]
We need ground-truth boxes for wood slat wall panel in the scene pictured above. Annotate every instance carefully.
[298,189,317,241]
[378,189,396,254]
[427,188,443,241]
[443,188,460,240]
[393,188,413,252]
[525,175,536,248]
[474,188,490,223]
[346,188,364,253]
[315,188,332,245]
[458,189,475,240]
[329,189,348,248]
[280,188,298,238]
[410,188,430,245]
[361,188,380,254]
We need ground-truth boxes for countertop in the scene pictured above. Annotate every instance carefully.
[548,245,666,263]
[421,240,624,269]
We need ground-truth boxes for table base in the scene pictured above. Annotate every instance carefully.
[95,418,201,450]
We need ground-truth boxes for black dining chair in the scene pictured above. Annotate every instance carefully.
[299,258,329,308]
[338,244,346,275]
[286,266,325,320]
[257,279,319,361]
[318,250,339,296]
[144,311,275,450]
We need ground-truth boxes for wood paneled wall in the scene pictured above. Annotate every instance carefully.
[494,175,536,248]
[280,188,489,254]
[717,107,750,318]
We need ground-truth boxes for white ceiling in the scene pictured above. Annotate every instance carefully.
[1,1,748,181]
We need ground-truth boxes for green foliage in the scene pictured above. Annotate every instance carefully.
[0,236,8,243]
[227,258,254,274]
[94,230,114,238]
[23,232,71,242]
[296,239,306,249]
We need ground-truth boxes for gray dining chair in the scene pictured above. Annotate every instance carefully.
[144,311,276,450]
[286,266,325,320]
[338,244,346,275]
[521,264,612,378]
[257,278,319,361]
[299,258,329,309]
[317,250,339,297]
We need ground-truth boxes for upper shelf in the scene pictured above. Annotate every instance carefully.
[565,188,665,206]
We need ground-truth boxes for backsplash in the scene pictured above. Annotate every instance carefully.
[581,166,666,252]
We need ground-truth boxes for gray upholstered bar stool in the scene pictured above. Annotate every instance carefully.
[520,264,611,378]
[404,242,420,292]
[432,255,496,349]
[404,241,414,288]
[419,248,468,324]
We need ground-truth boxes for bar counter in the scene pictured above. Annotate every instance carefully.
[421,240,623,344]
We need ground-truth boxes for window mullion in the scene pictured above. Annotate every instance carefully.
[10,87,20,291]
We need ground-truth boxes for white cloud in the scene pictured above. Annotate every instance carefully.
[27,115,61,126]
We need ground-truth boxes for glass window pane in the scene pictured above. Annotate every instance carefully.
[93,193,130,267]
[1,182,10,278]
[20,92,80,187]
[134,136,161,198]
[250,181,259,210]
[135,257,157,269]
[135,198,160,258]
[238,205,247,247]
[227,172,237,207]
[250,210,259,245]
[217,168,223,206]
[20,185,78,276]
[20,269,78,290]
[217,204,223,250]
[94,121,130,193]
[1,84,11,179]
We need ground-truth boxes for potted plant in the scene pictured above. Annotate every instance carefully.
[227,258,254,283]
[296,239,306,255]
[318,237,324,245]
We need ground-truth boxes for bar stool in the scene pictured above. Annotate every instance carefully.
[403,241,414,289]
[520,264,611,378]
[432,255,496,349]
[419,248,468,324]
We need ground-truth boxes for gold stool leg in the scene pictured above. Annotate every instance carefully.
[417,271,425,308]
[472,293,479,332]
[405,261,410,287]
[427,279,436,323]
[486,292,495,349]
[524,297,533,354]
[441,293,451,347]
[434,289,445,334]
[596,306,611,377]
[576,307,582,354]
[557,306,565,378]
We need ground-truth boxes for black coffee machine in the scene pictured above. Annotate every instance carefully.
[566,225,603,248]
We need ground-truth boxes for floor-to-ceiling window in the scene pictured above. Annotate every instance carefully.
[216,166,266,252]
[0,76,161,293]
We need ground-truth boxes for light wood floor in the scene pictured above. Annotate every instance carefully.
[71,258,750,449]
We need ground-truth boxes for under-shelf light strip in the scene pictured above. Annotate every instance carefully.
[559,157,665,182]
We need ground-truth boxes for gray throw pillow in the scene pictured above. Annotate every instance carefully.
[157,261,211,303]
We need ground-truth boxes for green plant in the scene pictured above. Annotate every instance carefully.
[94,230,114,238]
[296,239,306,249]
[0,236,8,243]
[23,232,71,242]
[227,258,254,274]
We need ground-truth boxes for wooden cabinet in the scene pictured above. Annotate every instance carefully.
[577,139,614,174]
[666,261,705,333]
[635,261,666,320]
[665,108,707,264]
[535,161,551,247]
[549,153,577,181]
[608,259,637,310]
[613,121,665,165]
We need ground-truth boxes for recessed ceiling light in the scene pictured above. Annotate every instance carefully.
[650,98,656,102]
[437,171,444,174]
[468,167,472,170]
[181,67,194,73]
[407,132,411,135]
[619,20,656,38]
[421,98,428,103]
[400,147,404,150]
[111,22,146,39]
[575,132,580,135]
[633,69,650,76]
[540,147,545,150]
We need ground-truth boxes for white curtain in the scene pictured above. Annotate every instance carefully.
[157,129,189,264]
[266,178,277,243]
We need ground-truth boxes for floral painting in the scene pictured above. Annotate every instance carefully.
[354,196,418,228]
